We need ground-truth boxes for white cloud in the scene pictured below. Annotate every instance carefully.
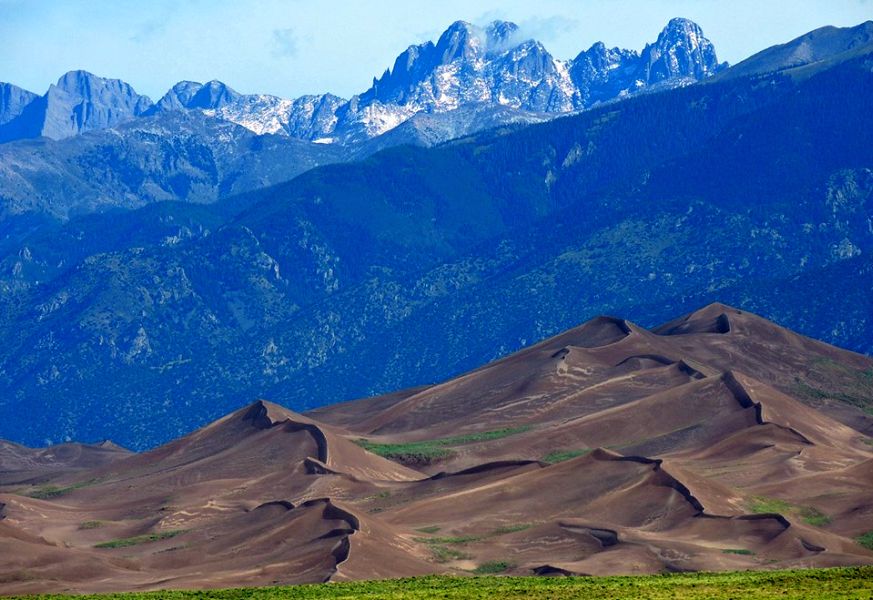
[272,27,299,57]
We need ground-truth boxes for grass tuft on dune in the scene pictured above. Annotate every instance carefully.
[355,426,531,465]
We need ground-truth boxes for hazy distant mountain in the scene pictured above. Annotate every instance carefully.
[146,79,241,113]
[208,93,347,139]
[0,17,729,219]
[717,20,873,80]
[145,80,205,112]
[0,110,347,220]
[0,18,725,147]
[0,71,152,142]
[0,83,38,126]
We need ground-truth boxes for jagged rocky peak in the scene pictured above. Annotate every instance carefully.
[568,17,722,106]
[53,70,153,113]
[0,83,39,126]
[640,17,724,83]
[0,17,728,145]
[150,79,239,113]
[574,41,638,73]
[359,16,725,123]
[358,18,572,117]
[500,38,556,71]
[422,19,528,63]
[369,44,434,105]
[187,80,240,109]
[283,93,346,137]
[0,70,157,141]
[210,92,347,138]
[487,38,577,113]
[149,81,205,113]
[368,20,494,104]
[485,20,522,53]
[370,19,529,101]
[434,20,487,62]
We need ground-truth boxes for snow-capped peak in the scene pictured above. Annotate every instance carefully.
[138,17,724,144]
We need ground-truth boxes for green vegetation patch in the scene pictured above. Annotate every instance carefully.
[26,486,70,500]
[415,523,533,550]
[748,496,793,514]
[748,496,833,528]
[413,523,538,565]
[415,526,441,534]
[427,545,471,563]
[355,426,531,465]
[792,359,873,414]
[722,549,755,555]
[491,523,532,535]
[354,440,454,464]
[26,478,100,500]
[8,567,873,599]
[414,534,483,545]
[857,531,873,551]
[800,507,832,527]
[79,521,105,530]
[471,560,514,574]
[94,530,187,549]
[435,426,532,445]
[542,449,590,464]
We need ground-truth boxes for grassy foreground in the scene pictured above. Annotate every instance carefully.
[9,567,873,600]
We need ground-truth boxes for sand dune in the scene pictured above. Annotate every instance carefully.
[0,440,130,486]
[1,303,871,594]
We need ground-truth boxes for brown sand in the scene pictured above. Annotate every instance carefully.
[1,304,871,594]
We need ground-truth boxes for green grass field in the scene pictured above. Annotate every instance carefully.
[9,567,873,599]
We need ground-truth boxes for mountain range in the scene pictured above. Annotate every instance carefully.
[0,18,723,148]
[1,305,871,593]
[0,19,871,452]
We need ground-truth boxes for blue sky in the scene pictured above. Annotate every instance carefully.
[1,0,870,100]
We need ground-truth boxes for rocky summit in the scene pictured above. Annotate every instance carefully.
[0,18,724,145]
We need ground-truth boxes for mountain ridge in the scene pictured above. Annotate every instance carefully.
[4,19,868,150]
[0,17,724,145]
[0,71,152,143]
[715,20,873,81]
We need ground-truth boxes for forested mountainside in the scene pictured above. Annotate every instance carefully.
[0,35,869,449]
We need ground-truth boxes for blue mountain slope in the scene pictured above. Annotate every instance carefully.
[0,43,869,449]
